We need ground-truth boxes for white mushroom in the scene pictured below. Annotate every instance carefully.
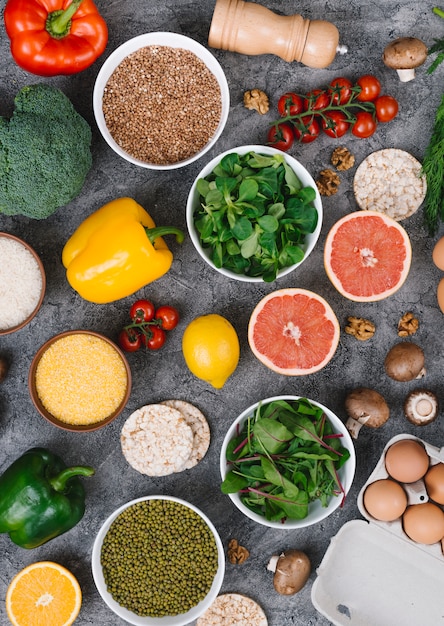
[344,387,390,439]
[383,37,428,81]
[404,389,439,426]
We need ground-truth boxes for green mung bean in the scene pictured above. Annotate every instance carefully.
[101,499,218,617]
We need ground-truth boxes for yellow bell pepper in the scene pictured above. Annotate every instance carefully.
[62,197,184,304]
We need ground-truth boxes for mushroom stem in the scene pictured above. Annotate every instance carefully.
[396,68,416,82]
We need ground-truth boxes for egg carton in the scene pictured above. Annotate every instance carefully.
[311,434,444,626]
[357,433,444,560]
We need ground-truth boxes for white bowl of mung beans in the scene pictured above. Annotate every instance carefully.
[28,330,131,432]
[93,32,230,170]
[91,495,225,625]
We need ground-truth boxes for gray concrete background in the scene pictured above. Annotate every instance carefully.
[1,1,444,624]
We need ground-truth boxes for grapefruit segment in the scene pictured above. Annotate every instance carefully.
[324,210,412,302]
[248,288,340,375]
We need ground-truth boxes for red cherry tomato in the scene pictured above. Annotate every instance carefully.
[130,299,155,323]
[328,77,353,105]
[277,92,304,116]
[355,75,381,102]
[118,328,142,352]
[293,116,320,143]
[352,111,377,138]
[321,111,350,138]
[155,305,180,330]
[143,326,166,350]
[375,95,399,122]
[267,122,294,151]
[304,89,329,111]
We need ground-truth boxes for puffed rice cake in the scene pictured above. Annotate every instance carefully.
[161,399,210,469]
[353,148,426,220]
[120,404,194,476]
[196,593,268,626]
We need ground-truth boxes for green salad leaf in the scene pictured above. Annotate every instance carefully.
[221,398,351,523]
[194,151,318,281]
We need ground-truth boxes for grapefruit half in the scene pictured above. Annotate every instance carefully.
[324,210,412,302]
[248,288,340,376]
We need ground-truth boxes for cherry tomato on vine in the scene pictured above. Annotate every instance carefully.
[293,116,320,143]
[375,95,399,122]
[142,326,166,350]
[277,92,304,116]
[267,122,294,151]
[321,111,350,138]
[155,305,180,331]
[304,89,329,111]
[118,328,142,352]
[328,77,353,105]
[130,299,155,323]
[355,75,381,102]
[352,111,377,138]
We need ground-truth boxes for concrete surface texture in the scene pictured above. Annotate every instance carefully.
[1,0,444,625]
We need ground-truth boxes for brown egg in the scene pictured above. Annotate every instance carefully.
[432,236,444,270]
[424,463,444,505]
[385,439,429,483]
[403,502,444,544]
[437,277,444,314]
[363,478,408,521]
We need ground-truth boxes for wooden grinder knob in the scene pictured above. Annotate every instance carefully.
[208,0,341,69]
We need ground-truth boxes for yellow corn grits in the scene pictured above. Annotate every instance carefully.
[35,334,128,425]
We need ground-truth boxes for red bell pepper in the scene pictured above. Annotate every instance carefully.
[4,0,108,77]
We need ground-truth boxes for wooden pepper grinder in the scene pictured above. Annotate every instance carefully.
[208,0,346,69]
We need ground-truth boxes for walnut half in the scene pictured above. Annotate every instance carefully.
[398,312,419,337]
[228,539,250,564]
[316,169,341,196]
[331,146,355,171]
[243,89,269,115]
[345,316,376,341]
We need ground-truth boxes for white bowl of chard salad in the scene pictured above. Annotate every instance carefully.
[186,145,323,282]
[220,396,356,529]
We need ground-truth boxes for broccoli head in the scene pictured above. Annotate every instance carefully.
[0,83,92,219]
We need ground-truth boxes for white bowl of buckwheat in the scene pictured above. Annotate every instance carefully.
[93,32,230,170]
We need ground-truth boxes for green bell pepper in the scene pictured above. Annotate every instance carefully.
[0,447,94,549]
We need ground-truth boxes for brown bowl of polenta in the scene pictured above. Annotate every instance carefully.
[29,330,131,432]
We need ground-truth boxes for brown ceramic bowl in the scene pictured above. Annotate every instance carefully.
[0,232,46,336]
[29,330,132,432]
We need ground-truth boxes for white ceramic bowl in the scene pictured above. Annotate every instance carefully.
[93,32,230,170]
[220,395,356,529]
[92,495,225,626]
[186,145,323,282]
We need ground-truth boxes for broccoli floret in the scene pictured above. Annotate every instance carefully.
[0,83,92,219]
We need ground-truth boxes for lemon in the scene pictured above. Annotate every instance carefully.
[182,314,240,388]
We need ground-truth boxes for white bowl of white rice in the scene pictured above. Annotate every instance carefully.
[0,232,46,335]
[93,32,230,170]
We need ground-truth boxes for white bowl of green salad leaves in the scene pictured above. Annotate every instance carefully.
[220,396,356,529]
[186,145,322,282]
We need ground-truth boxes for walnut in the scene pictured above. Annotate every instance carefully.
[243,89,269,115]
[331,146,355,171]
[316,169,341,196]
[227,539,250,564]
[398,312,419,337]
[345,316,376,341]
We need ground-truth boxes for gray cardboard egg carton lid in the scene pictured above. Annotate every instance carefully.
[311,434,444,626]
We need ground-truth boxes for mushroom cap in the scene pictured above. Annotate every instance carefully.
[345,387,390,427]
[345,387,390,438]
[384,342,425,382]
[404,389,439,425]
[383,37,428,69]
[270,549,311,596]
